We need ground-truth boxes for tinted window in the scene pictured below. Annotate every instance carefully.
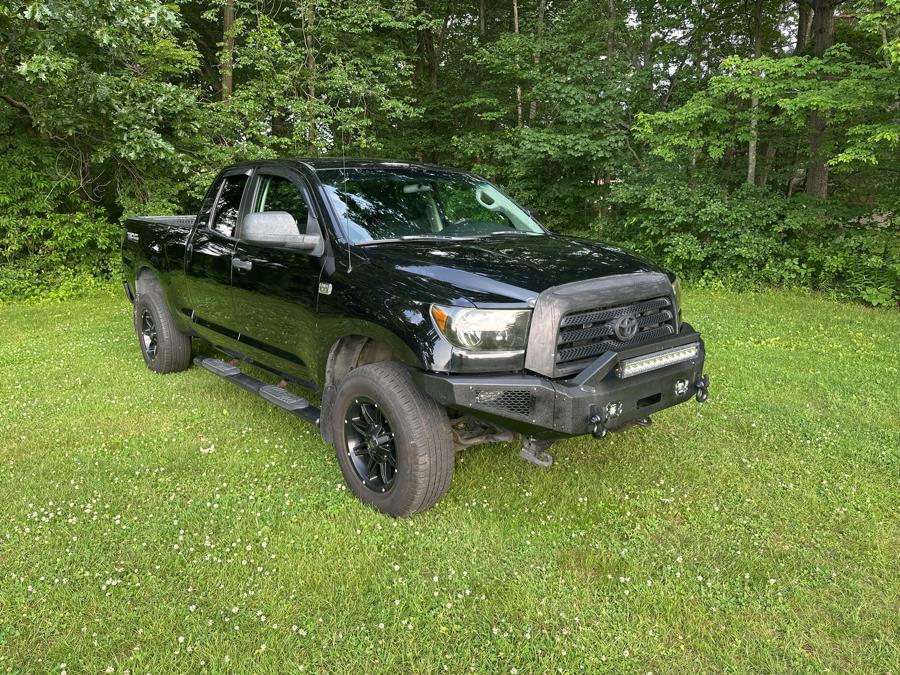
[210,175,248,237]
[318,169,543,243]
[196,176,225,229]
[254,175,310,232]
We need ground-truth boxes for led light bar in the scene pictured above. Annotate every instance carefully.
[618,343,700,378]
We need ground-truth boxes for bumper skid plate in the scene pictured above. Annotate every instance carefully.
[417,328,707,438]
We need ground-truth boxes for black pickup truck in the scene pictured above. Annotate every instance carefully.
[122,159,708,516]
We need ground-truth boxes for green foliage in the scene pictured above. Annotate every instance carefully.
[636,45,900,177]
[0,116,119,300]
[594,176,900,305]
[602,173,899,305]
[0,210,119,301]
[0,0,897,304]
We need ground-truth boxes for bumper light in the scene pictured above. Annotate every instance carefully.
[618,343,700,379]
[605,401,623,418]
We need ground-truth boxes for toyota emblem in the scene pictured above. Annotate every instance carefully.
[613,314,638,341]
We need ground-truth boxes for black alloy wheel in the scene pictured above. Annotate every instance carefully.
[331,361,455,516]
[140,309,158,361]
[344,396,397,492]
[132,286,193,373]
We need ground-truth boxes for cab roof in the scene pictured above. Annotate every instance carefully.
[228,158,464,174]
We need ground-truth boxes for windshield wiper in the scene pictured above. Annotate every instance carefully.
[486,230,542,237]
[356,234,481,246]
[400,235,481,241]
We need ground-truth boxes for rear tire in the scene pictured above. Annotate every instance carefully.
[332,362,454,517]
[133,290,192,373]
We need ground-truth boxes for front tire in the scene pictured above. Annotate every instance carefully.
[133,290,192,373]
[332,362,454,517]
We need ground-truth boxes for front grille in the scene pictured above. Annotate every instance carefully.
[472,389,534,418]
[556,296,676,365]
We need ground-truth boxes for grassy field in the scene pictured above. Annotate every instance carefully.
[0,287,897,672]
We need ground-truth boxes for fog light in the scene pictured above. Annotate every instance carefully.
[475,390,503,404]
[674,379,690,396]
[605,401,623,418]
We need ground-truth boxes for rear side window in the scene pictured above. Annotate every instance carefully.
[210,175,248,237]
[196,176,225,229]
[254,175,310,232]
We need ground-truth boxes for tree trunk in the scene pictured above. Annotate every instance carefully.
[795,1,813,55]
[811,0,835,56]
[805,112,828,198]
[758,142,777,188]
[419,12,449,161]
[480,0,486,37]
[420,12,449,94]
[747,0,764,185]
[528,0,547,122]
[805,0,835,199]
[271,112,289,140]
[607,0,616,55]
[221,0,235,101]
[513,0,523,127]
[301,1,317,150]
[879,25,891,67]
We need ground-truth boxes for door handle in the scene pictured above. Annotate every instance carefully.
[232,258,253,272]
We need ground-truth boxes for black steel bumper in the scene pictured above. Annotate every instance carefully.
[414,325,707,439]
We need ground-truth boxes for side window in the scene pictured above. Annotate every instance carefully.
[210,175,248,237]
[254,175,310,233]
[196,176,225,229]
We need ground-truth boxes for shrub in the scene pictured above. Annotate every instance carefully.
[599,175,899,306]
[0,124,121,302]
[0,210,120,302]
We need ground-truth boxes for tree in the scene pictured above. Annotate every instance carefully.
[221,0,235,100]
[805,0,841,198]
[0,0,200,207]
[1,0,896,304]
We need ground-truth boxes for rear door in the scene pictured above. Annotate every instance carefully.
[185,168,250,342]
[229,167,325,380]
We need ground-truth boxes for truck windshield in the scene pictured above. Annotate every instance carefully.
[318,168,545,244]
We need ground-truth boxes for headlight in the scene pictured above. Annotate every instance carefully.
[430,305,531,351]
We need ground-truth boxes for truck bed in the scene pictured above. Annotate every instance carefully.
[128,215,196,228]
[121,215,196,295]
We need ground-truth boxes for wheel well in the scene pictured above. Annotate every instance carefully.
[320,335,403,444]
[325,335,400,390]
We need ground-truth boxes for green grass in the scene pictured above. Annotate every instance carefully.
[0,287,897,672]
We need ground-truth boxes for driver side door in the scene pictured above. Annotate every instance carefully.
[229,169,325,382]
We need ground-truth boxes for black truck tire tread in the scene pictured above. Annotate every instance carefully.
[332,362,454,517]
[133,289,192,373]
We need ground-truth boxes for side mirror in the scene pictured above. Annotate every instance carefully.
[242,211,322,252]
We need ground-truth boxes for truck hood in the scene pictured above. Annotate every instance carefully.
[360,233,669,305]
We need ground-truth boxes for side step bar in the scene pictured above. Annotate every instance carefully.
[195,357,320,427]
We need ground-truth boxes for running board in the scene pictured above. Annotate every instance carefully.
[195,357,320,426]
